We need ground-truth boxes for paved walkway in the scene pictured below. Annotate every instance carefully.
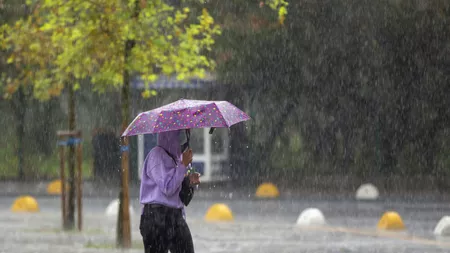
[1,196,450,253]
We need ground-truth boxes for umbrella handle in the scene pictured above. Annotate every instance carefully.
[187,163,197,174]
[187,163,200,189]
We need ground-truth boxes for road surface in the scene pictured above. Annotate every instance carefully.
[1,196,449,253]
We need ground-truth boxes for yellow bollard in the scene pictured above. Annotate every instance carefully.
[255,182,280,198]
[11,196,39,213]
[46,179,68,195]
[377,211,405,230]
[204,203,234,222]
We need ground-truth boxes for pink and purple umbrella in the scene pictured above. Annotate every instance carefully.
[122,99,250,136]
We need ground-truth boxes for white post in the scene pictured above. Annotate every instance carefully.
[203,128,212,182]
[137,134,144,181]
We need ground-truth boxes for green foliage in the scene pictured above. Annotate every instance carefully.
[0,15,61,100]
[1,0,224,100]
[220,0,450,183]
[1,0,288,101]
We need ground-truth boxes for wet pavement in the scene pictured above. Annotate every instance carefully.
[1,196,450,252]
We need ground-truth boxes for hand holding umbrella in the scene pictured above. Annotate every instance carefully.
[182,148,193,167]
[182,148,200,186]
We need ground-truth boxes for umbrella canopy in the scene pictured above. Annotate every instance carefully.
[122,99,250,136]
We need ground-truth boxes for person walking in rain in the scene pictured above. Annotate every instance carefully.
[139,129,200,253]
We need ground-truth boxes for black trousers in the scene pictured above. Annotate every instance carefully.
[139,204,194,253]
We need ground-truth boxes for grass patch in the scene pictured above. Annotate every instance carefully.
[0,143,93,179]
[0,146,18,178]
[85,241,144,249]
[33,155,93,179]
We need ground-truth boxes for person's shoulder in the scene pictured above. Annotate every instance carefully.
[150,146,164,153]
[144,146,163,159]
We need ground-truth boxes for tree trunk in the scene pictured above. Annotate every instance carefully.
[380,135,395,175]
[14,87,26,180]
[421,123,442,192]
[229,123,249,183]
[379,130,396,192]
[117,1,140,247]
[117,39,134,249]
[66,83,76,230]
[226,86,252,185]
[339,125,353,175]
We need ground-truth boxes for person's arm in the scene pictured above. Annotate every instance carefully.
[146,149,187,196]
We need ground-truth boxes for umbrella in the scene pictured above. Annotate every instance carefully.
[122,99,250,137]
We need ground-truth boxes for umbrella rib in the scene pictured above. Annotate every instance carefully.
[122,112,145,136]
[213,102,231,128]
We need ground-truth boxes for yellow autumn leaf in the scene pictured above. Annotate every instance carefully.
[29,43,41,51]
[7,56,14,64]
[147,74,158,82]
[141,89,151,98]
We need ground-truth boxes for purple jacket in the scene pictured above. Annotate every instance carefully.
[139,130,187,209]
